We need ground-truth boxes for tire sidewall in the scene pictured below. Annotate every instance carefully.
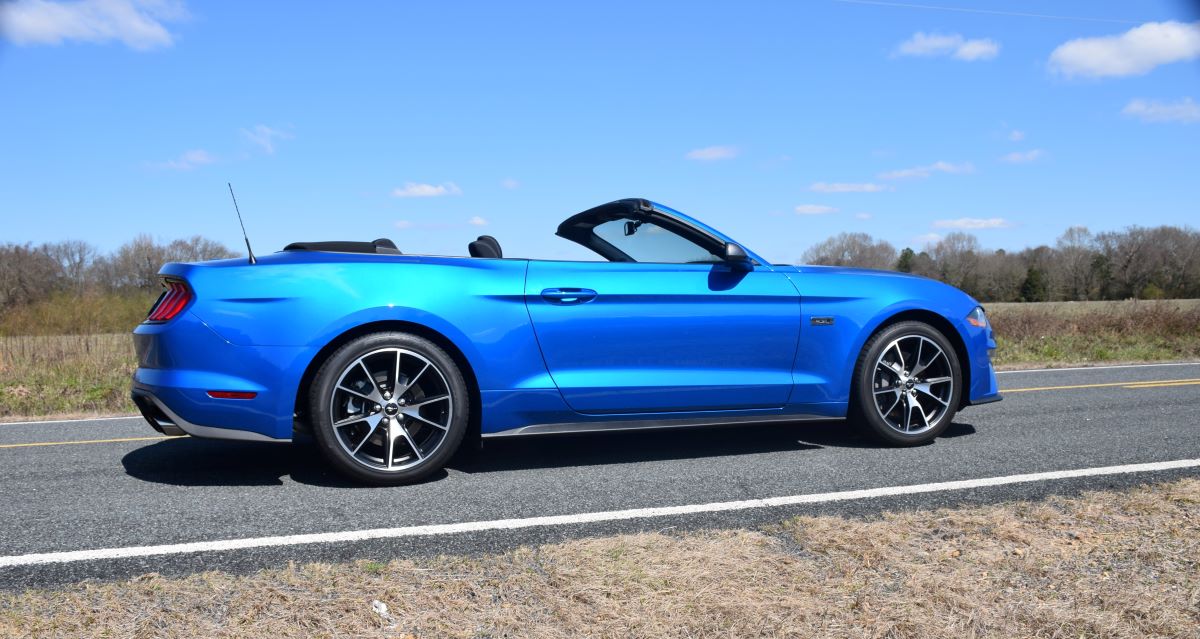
[853,321,962,446]
[309,332,469,485]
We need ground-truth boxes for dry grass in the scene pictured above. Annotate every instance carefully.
[988,299,1200,368]
[0,291,155,337]
[2,479,1198,638]
[0,334,135,418]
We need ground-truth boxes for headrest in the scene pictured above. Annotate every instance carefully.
[476,235,501,258]
[468,236,501,259]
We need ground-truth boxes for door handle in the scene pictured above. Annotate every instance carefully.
[541,288,597,305]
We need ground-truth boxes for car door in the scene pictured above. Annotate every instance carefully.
[525,258,801,414]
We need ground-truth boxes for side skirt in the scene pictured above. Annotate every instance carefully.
[482,413,841,439]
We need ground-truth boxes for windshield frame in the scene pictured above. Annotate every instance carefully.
[555,198,765,266]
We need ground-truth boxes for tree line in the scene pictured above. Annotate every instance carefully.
[4,225,1200,307]
[0,235,237,307]
[801,225,1200,302]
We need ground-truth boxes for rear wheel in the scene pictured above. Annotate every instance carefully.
[850,321,961,446]
[309,332,468,485]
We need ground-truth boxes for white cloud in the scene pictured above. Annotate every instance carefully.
[1008,129,1026,141]
[794,204,838,215]
[685,145,739,161]
[809,182,891,193]
[156,148,214,170]
[240,124,292,154]
[394,220,413,230]
[999,149,1044,164]
[391,182,462,198]
[468,216,488,226]
[855,213,873,220]
[953,38,1000,61]
[933,217,1012,230]
[1049,20,1200,78]
[914,233,943,246]
[879,160,974,180]
[895,32,999,61]
[1122,97,1200,123]
[0,0,187,50]
[500,178,520,190]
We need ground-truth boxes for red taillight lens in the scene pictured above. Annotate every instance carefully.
[146,279,193,322]
[207,391,257,400]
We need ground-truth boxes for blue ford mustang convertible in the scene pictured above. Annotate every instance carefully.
[132,198,1000,484]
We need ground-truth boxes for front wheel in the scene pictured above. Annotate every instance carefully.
[308,332,469,485]
[850,321,962,446]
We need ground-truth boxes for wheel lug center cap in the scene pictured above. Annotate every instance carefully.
[384,403,400,416]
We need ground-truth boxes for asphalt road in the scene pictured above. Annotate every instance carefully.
[2,362,1199,588]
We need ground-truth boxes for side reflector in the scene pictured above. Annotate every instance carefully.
[207,391,258,400]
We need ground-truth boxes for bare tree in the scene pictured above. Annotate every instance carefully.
[1147,226,1200,298]
[0,244,62,306]
[1055,227,1099,300]
[928,232,981,297]
[43,240,97,293]
[166,236,238,263]
[975,249,1025,302]
[1096,228,1155,299]
[801,232,897,270]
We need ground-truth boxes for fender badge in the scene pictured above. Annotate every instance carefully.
[811,317,835,326]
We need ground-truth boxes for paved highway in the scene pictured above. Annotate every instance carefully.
[2,362,1199,588]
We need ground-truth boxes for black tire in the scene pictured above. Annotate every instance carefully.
[849,321,962,446]
[308,332,469,485]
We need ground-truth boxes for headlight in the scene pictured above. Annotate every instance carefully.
[966,306,988,328]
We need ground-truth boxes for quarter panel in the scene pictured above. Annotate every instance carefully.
[170,254,551,392]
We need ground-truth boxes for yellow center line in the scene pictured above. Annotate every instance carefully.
[0,435,183,449]
[1006,378,1200,393]
[1123,380,1200,389]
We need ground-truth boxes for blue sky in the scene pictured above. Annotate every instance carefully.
[2,0,1198,264]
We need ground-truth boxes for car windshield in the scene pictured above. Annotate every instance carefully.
[593,218,723,264]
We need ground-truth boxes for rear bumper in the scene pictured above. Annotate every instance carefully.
[132,312,310,441]
[131,389,289,442]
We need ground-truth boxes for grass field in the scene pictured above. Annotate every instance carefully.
[0,333,135,418]
[0,291,156,337]
[2,299,1198,419]
[988,299,1200,369]
[3,478,1197,638]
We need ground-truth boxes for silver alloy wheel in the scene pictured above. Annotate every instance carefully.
[871,334,954,435]
[329,347,454,472]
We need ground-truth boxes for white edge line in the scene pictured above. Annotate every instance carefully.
[997,361,1200,374]
[3,457,1198,569]
[0,415,142,427]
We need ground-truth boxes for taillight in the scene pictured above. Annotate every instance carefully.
[146,279,193,323]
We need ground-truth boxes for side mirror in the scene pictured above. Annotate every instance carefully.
[723,242,753,268]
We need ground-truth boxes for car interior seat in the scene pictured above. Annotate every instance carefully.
[372,238,401,254]
[468,235,502,258]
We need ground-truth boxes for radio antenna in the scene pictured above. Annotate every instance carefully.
[227,182,257,265]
